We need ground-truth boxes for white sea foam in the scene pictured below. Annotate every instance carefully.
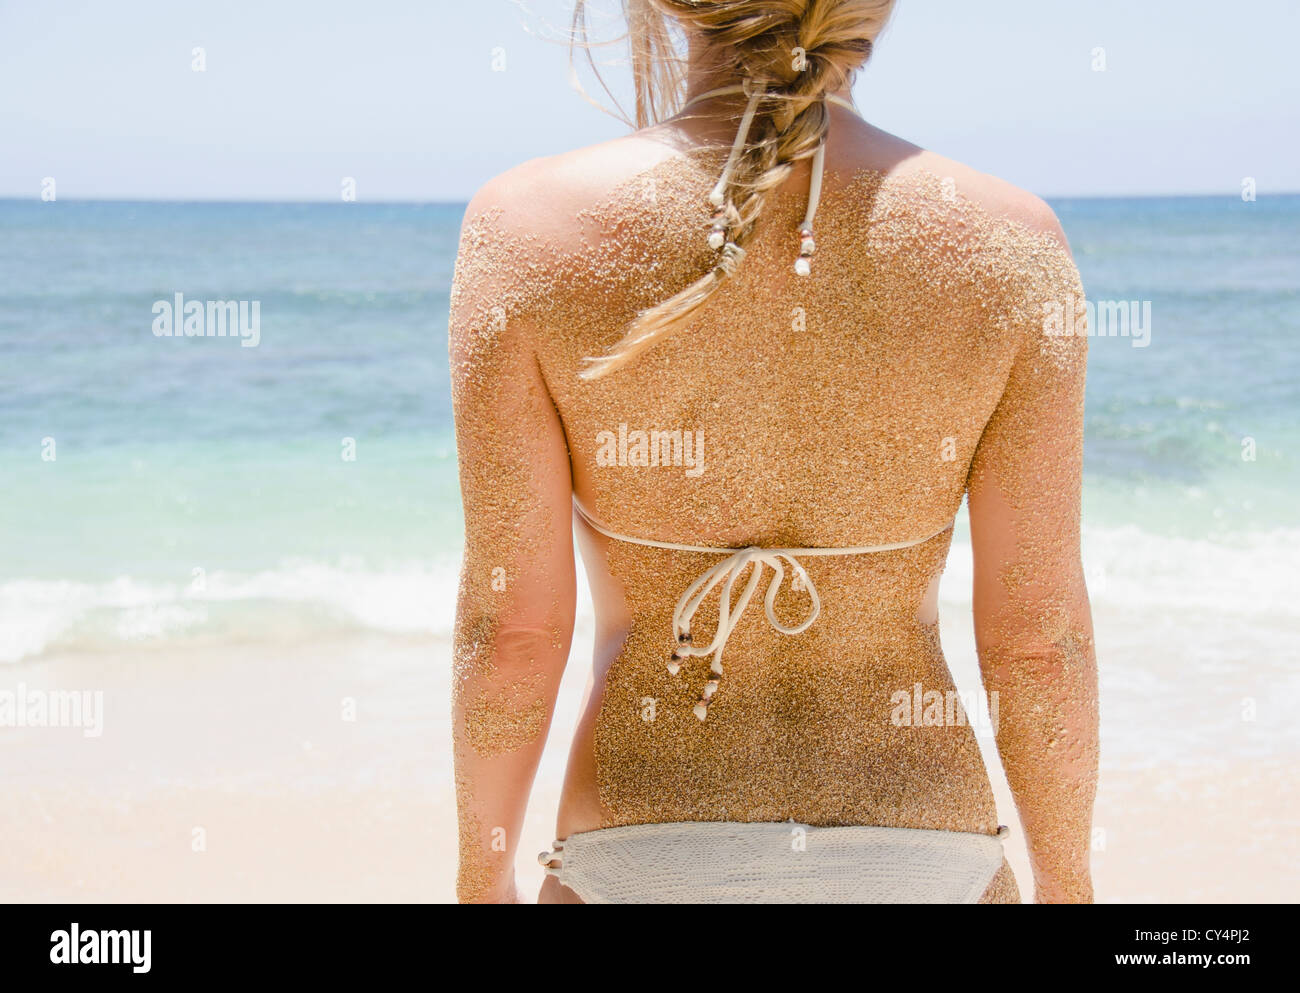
[940,525,1300,618]
[0,560,462,664]
[940,525,1300,766]
[3,526,1297,678]
[3,528,1296,767]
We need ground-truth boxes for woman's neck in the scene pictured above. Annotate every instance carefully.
[683,38,855,107]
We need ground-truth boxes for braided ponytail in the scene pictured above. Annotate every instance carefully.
[577,0,895,379]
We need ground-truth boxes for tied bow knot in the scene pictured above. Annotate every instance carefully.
[570,495,956,725]
[668,546,820,720]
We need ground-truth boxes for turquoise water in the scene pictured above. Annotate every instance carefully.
[1052,195,1299,534]
[1,195,1297,665]
[1,202,463,581]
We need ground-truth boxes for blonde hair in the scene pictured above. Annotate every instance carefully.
[574,0,895,379]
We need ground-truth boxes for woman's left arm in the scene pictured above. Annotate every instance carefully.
[448,186,576,904]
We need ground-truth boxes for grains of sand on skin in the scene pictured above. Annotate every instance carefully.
[451,150,1096,901]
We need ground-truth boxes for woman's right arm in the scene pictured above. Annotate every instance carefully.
[967,214,1099,903]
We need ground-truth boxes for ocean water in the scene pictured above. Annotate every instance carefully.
[2,195,1298,762]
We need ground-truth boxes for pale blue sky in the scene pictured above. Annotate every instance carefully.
[2,0,1296,201]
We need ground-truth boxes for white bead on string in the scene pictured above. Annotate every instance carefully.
[707,208,727,250]
[794,140,827,275]
[681,85,764,262]
[681,86,851,279]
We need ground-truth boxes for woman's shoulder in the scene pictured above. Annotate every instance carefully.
[460,133,698,243]
[451,134,709,334]
[855,129,1072,256]
[830,127,1084,336]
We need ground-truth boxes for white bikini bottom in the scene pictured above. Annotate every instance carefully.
[539,821,1007,904]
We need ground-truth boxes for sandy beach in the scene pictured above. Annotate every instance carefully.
[4,590,1296,904]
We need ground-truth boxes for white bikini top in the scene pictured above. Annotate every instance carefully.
[574,496,955,721]
[681,83,861,275]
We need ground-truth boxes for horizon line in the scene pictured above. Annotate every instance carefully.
[2,189,1296,206]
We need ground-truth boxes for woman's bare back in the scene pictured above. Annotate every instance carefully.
[451,109,1095,902]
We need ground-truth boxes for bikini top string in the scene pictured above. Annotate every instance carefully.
[573,496,954,722]
[680,83,860,276]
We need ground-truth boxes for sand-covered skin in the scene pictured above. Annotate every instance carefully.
[449,183,582,900]
[451,144,1096,901]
